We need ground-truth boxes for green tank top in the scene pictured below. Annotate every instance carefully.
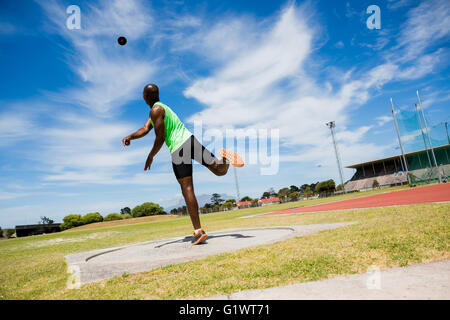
[150,101,192,154]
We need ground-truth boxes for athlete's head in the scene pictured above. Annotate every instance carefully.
[143,84,159,107]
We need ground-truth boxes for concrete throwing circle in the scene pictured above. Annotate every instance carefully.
[87,227,295,264]
[65,223,354,284]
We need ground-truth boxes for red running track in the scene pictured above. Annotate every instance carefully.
[262,183,450,216]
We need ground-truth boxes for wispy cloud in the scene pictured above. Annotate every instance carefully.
[387,0,414,10]
[178,5,397,169]
[388,0,450,66]
[0,111,35,146]
[38,0,158,115]
[376,115,393,126]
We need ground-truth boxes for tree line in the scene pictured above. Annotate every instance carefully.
[0,178,348,237]
[260,180,341,202]
[169,179,342,215]
[59,202,165,230]
[170,193,237,215]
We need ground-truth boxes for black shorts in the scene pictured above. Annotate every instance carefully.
[171,135,216,179]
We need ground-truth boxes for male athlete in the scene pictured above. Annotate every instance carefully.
[122,84,244,245]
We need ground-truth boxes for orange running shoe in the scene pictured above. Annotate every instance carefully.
[217,148,244,167]
[192,229,208,245]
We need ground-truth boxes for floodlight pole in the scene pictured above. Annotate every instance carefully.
[326,121,346,193]
[416,89,442,183]
[445,121,449,145]
[233,166,240,203]
[415,103,433,170]
[391,98,411,186]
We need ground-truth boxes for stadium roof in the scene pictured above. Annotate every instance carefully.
[346,144,449,169]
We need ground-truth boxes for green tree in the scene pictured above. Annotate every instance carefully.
[290,185,300,193]
[300,184,309,193]
[261,191,271,199]
[262,188,277,199]
[6,229,15,238]
[120,207,131,215]
[240,196,252,202]
[316,179,336,196]
[131,202,164,217]
[288,191,300,202]
[315,181,324,193]
[104,213,123,221]
[278,187,290,202]
[60,214,84,230]
[82,212,103,225]
[211,193,224,205]
[336,184,344,191]
[269,188,277,197]
[251,199,259,207]
[212,204,220,212]
[304,186,313,198]
[223,199,236,206]
[39,216,54,224]
[203,203,212,213]
[122,214,132,219]
[221,201,234,211]
[372,179,380,189]
[0,226,3,238]
[328,179,336,191]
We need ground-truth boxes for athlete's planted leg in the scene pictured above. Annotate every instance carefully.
[177,176,201,230]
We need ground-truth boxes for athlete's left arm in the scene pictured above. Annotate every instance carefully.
[145,105,165,171]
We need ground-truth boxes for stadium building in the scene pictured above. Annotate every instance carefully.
[345,144,450,192]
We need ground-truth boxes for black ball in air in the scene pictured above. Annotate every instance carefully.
[118,36,127,46]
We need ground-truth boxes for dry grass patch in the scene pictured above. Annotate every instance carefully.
[64,214,179,232]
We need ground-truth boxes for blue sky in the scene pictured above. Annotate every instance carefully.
[0,0,449,227]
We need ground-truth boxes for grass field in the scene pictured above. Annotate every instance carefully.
[65,214,178,232]
[0,185,448,300]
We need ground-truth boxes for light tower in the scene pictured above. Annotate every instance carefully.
[233,166,241,203]
[417,89,442,183]
[326,121,346,193]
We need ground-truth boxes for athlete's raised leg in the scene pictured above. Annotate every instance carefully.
[207,157,229,176]
[191,136,234,176]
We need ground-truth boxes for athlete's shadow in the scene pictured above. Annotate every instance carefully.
[154,233,254,248]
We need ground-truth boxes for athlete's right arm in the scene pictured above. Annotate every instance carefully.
[122,118,153,146]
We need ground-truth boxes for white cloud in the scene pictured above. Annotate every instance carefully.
[0,112,35,146]
[26,111,176,185]
[184,5,313,128]
[335,41,344,48]
[376,115,392,126]
[178,5,401,170]
[387,0,413,10]
[388,0,450,67]
[0,191,29,200]
[38,0,158,115]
